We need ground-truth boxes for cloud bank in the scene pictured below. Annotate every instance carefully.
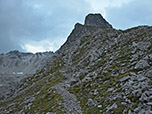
[0,0,90,53]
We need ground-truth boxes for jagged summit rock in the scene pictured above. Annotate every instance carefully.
[84,13,112,28]
[57,14,113,56]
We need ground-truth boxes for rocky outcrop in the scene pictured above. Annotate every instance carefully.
[84,13,112,28]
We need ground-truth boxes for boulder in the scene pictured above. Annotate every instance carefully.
[106,103,118,111]
[136,42,151,50]
[107,88,114,92]
[134,60,149,70]
[139,93,148,102]
[87,98,96,106]
[119,76,130,82]
[98,105,102,108]
[146,70,152,78]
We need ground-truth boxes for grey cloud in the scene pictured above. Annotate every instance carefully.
[0,0,91,53]
[106,0,152,29]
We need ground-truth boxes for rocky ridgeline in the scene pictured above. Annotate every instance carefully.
[0,50,53,74]
[0,14,152,114]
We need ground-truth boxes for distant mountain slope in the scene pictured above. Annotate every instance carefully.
[0,14,152,114]
[0,50,53,74]
[0,50,53,100]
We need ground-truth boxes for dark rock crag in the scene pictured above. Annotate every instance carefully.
[84,13,112,28]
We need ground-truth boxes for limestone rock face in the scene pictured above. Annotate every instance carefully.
[84,13,112,28]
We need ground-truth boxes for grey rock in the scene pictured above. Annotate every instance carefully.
[84,13,112,28]
[148,54,152,59]
[143,55,149,60]
[139,93,148,102]
[122,80,134,89]
[145,110,152,114]
[134,60,149,70]
[130,72,137,76]
[137,76,146,82]
[131,48,136,54]
[134,107,141,113]
[98,105,102,108]
[93,89,98,95]
[125,98,131,104]
[119,76,130,82]
[121,102,127,105]
[138,109,152,114]
[128,110,132,114]
[132,83,141,89]
[137,51,144,56]
[146,70,152,78]
[148,96,152,101]
[147,102,152,106]
[145,91,152,96]
[137,42,151,50]
[132,89,142,97]
[65,83,71,89]
[87,98,96,106]
[132,42,137,47]
[107,88,114,92]
[22,96,35,104]
[138,109,146,114]
[107,103,118,111]
[83,76,92,82]
[130,54,138,61]
[120,69,127,74]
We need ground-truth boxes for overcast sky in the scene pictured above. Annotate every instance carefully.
[0,0,152,53]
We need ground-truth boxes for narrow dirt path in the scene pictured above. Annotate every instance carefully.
[53,82,82,114]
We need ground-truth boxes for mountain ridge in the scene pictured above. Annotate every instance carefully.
[0,13,152,114]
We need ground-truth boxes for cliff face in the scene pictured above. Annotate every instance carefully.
[0,14,152,114]
[84,13,112,28]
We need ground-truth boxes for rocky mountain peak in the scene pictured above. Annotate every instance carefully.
[84,13,112,28]
[1,13,152,114]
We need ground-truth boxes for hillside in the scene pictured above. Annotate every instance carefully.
[0,13,152,114]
